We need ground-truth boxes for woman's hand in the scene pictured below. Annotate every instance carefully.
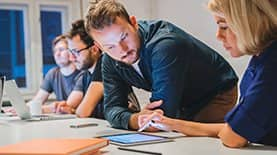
[138,110,172,132]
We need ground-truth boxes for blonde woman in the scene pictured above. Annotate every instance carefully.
[139,0,277,148]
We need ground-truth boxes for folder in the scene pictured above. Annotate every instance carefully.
[0,138,109,155]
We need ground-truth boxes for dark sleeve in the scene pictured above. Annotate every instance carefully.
[91,58,102,82]
[225,64,277,143]
[73,74,84,92]
[102,54,132,129]
[149,37,189,118]
[40,68,57,93]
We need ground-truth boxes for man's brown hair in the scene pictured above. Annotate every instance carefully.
[52,34,68,51]
[68,19,94,47]
[85,0,131,32]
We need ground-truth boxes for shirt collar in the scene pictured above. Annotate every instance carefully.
[88,62,96,74]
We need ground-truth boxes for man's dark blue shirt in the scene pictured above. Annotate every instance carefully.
[102,20,238,129]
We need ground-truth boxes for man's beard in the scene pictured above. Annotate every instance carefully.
[57,61,71,68]
[79,57,95,70]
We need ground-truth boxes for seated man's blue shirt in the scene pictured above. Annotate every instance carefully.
[225,41,277,146]
[41,67,82,101]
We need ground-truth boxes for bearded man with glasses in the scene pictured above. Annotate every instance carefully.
[52,19,104,118]
[54,19,140,119]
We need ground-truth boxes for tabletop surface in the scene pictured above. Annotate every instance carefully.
[0,117,276,155]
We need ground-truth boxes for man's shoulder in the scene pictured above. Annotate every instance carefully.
[74,70,85,80]
[44,67,60,77]
[80,71,91,83]
[102,53,129,76]
[138,20,180,34]
[48,66,59,72]
[101,54,115,73]
[138,20,172,27]
[102,53,117,65]
[138,20,189,49]
[41,67,59,87]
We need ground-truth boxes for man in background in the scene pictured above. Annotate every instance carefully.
[31,35,83,113]
[54,20,104,118]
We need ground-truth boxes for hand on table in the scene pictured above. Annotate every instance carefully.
[54,101,75,114]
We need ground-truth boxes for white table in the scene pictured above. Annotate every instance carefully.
[0,117,276,155]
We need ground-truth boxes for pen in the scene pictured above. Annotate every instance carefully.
[70,123,98,128]
[138,112,157,132]
[118,147,162,155]
[138,120,154,132]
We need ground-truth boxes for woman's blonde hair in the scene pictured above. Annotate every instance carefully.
[208,0,277,55]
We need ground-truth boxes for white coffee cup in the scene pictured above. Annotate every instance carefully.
[27,100,42,116]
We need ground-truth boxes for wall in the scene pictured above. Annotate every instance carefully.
[81,0,153,20]
[119,0,153,20]
[152,0,249,79]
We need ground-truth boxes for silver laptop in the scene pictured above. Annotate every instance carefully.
[4,80,76,121]
[0,76,5,112]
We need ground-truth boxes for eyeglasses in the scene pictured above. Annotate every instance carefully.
[68,45,92,56]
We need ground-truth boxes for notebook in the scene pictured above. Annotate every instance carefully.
[4,80,76,121]
[0,138,109,155]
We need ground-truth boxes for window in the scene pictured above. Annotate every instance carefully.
[40,6,68,75]
[0,5,28,88]
[0,0,80,99]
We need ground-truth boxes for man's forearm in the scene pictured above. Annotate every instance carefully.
[105,106,133,129]
[129,113,139,130]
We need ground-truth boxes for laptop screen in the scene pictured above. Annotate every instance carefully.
[4,80,32,119]
[0,76,5,112]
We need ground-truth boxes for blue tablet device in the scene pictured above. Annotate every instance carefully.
[101,133,172,146]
